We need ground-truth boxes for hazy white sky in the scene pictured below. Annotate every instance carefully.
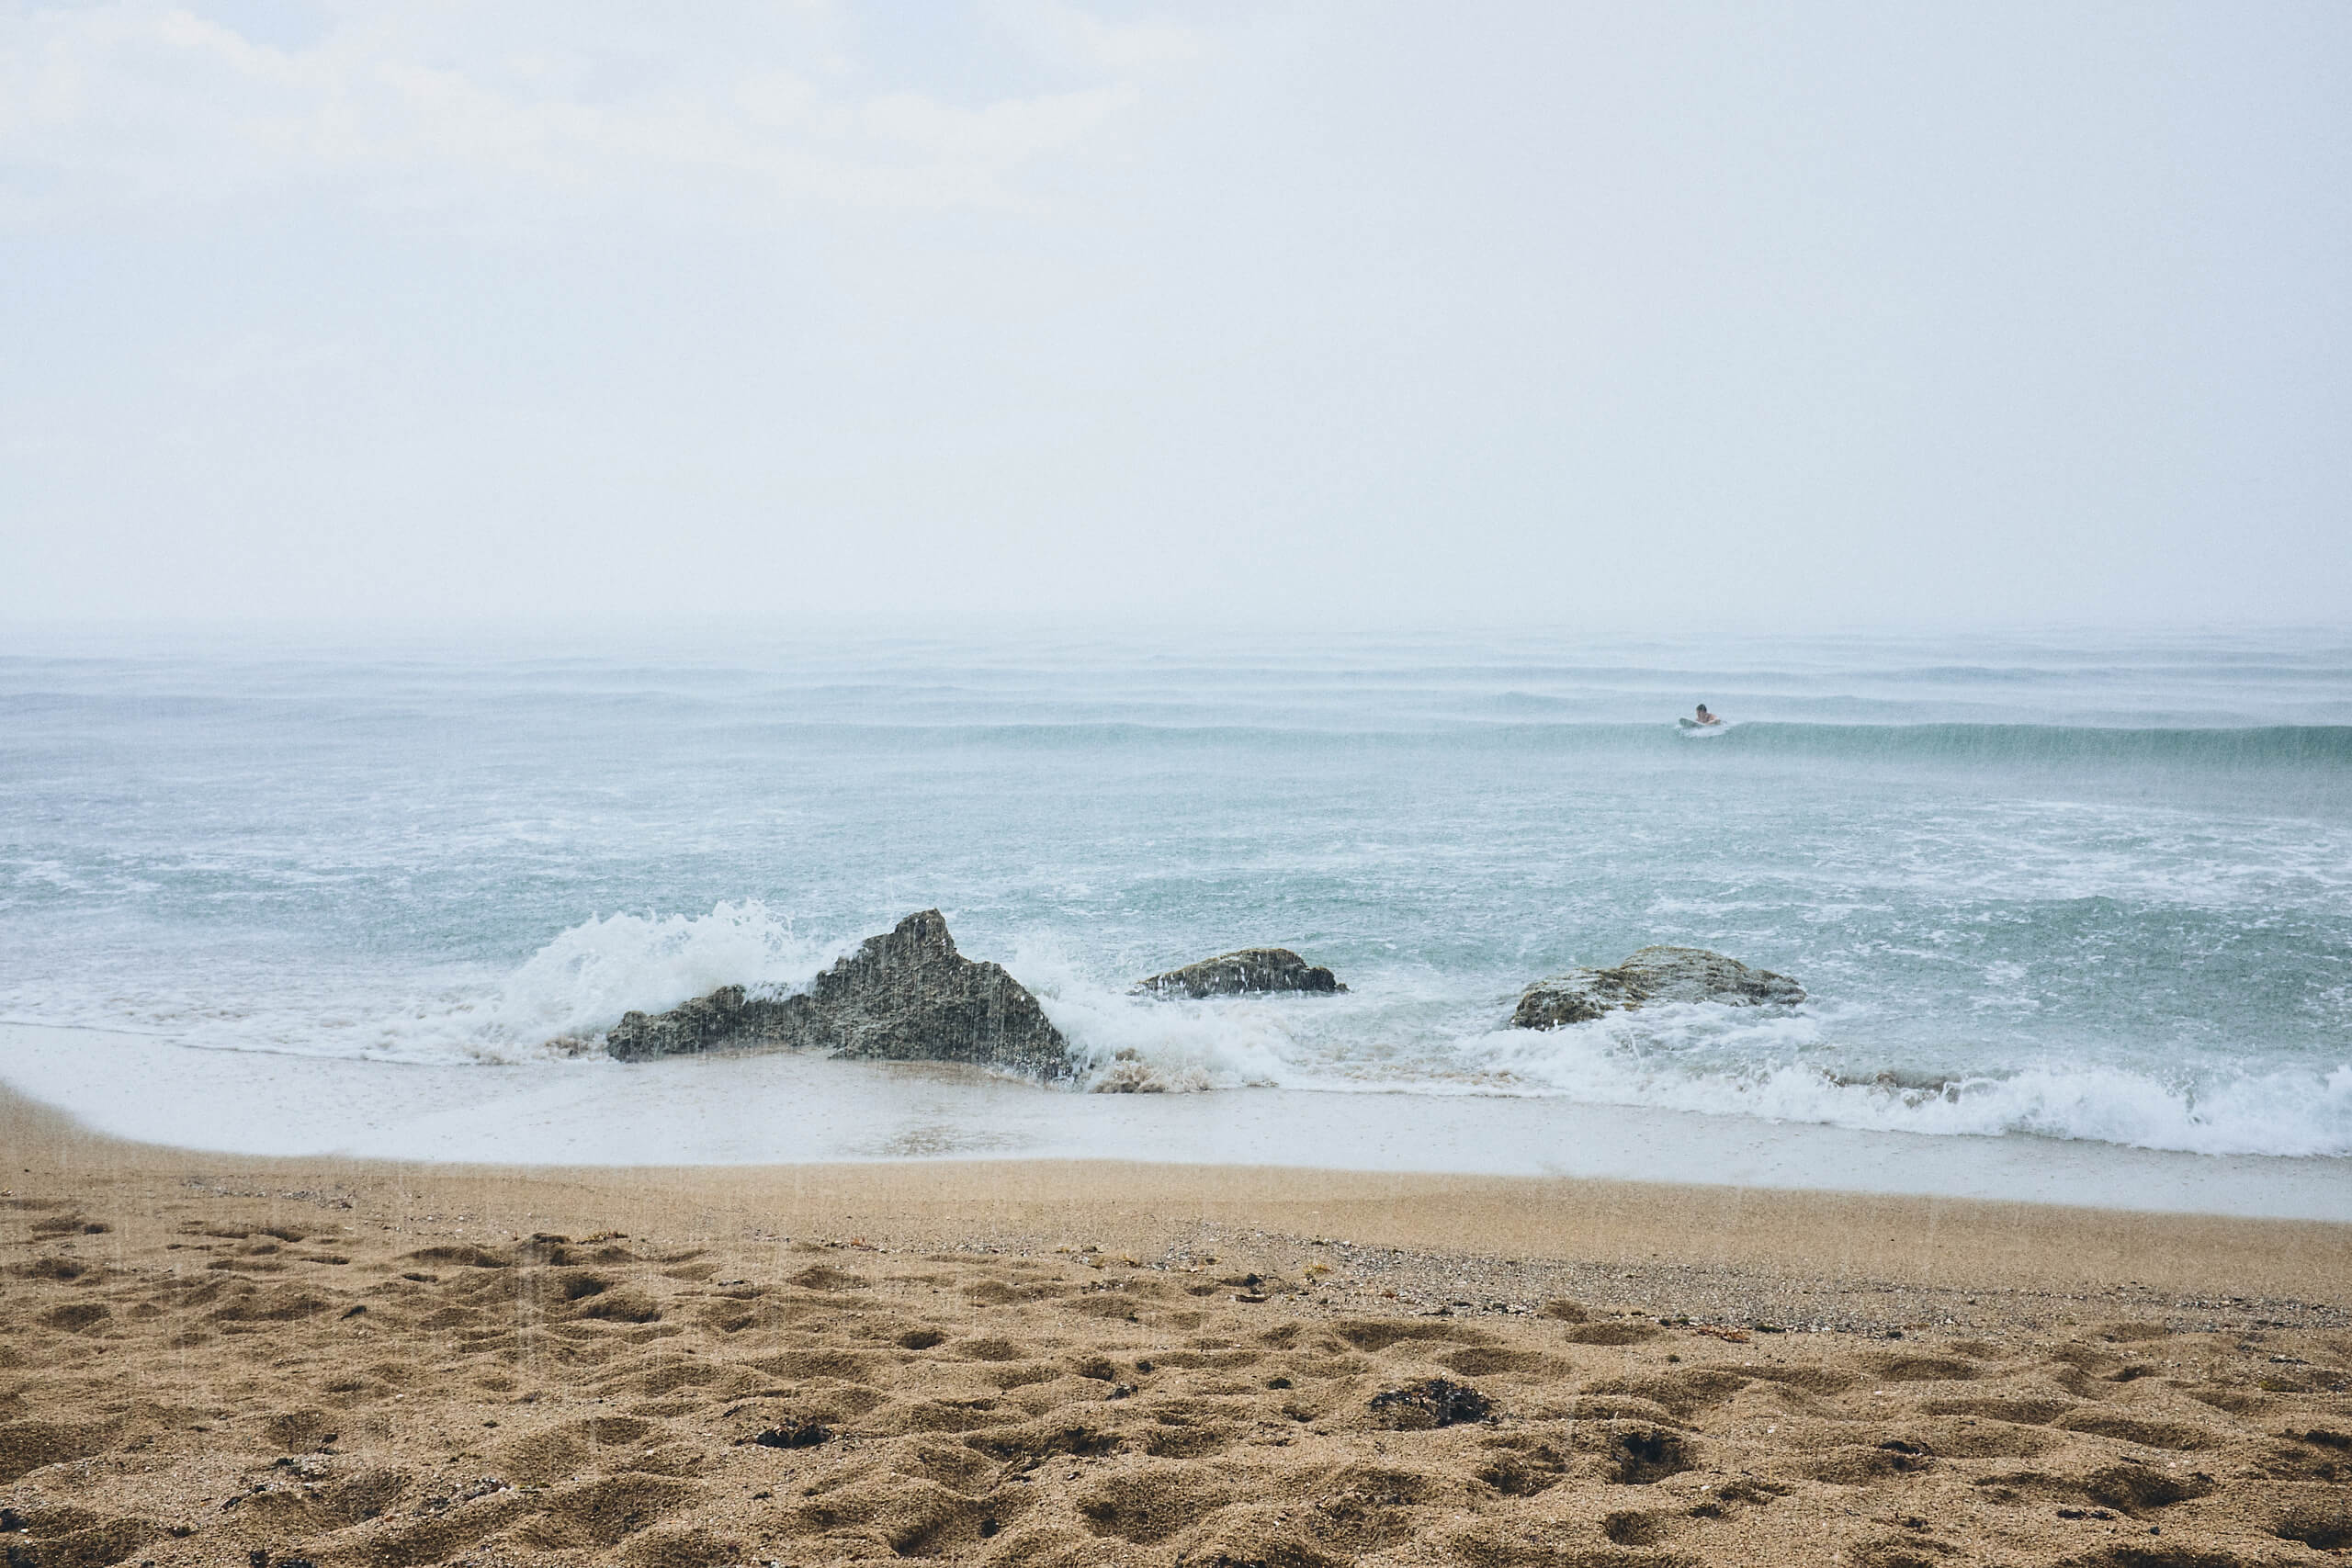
[4,1,2347,630]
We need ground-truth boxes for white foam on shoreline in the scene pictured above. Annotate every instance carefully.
[1429,1009,2352,1159]
[0,1023,2344,1222]
[1026,982,2352,1159]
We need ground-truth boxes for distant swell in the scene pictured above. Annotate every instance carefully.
[1706,722,2352,768]
[695,720,2352,770]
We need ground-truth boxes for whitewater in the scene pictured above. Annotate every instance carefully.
[2,625,2347,1171]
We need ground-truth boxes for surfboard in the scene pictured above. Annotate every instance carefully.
[1678,717,1729,736]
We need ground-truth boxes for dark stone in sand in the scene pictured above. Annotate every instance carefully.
[752,1421,832,1450]
[1510,945,1803,1029]
[1134,947,1346,998]
[1607,1426,1697,1484]
[605,909,1073,1079]
[2085,1463,2213,1515]
[1368,1378,1492,1429]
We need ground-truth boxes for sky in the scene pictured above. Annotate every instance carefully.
[3,0,2348,633]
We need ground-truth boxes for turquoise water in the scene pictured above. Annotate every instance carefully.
[2,626,2346,1157]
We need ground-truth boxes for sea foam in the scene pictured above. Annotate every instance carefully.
[20,895,2348,1160]
[481,900,829,1053]
[1431,1004,2352,1158]
[152,901,835,1065]
[348,906,2352,1157]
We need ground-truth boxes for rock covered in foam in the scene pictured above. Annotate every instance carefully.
[1510,945,1804,1029]
[605,909,1073,1079]
[1132,947,1346,999]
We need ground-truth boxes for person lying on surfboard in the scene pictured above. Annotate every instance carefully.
[1692,704,1722,726]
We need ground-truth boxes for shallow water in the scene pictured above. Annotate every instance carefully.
[2,624,2347,1166]
[6,1024,2344,1220]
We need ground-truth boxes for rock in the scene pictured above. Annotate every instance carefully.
[605,909,1073,1079]
[1510,945,1803,1029]
[603,984,767,1060]
[1133,947,1345,998]
[1368,1378,1492,1429]
[752,1422,831,1450]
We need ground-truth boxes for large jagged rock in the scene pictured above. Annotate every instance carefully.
[605,909,1073,1079]
[1133,947,1346,999]
[1510,945,1803,1029]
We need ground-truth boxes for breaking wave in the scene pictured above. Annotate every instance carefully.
[1021,974,2352,1158]
[17,897,2349,1159]
[1433,1005,2352,1158]
[161,900,833,1064]
[470,900,830,1053]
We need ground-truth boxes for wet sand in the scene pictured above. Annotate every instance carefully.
[1,1088,2347,1566]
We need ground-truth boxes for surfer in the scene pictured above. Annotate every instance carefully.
[1692,704,1722,727]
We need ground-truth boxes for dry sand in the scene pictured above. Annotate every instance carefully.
[0,1089,2346,1567]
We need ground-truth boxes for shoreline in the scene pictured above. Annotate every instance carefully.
[3,1021,2347,1222]
[4,1076,2346,1307]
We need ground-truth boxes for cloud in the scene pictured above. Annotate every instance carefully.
[986,0,1204,72]
[0,0,1174,223]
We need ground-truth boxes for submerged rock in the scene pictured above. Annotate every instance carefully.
[1133,947,1346,998]
[605,909,1073,1079]
[1510,945,1803,1029]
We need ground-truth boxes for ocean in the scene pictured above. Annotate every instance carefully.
[2,624,2347,1176]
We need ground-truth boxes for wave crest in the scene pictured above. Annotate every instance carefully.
[489,900,825,1053]
[148,905,2352,1159]
[198,900,833,1063]
[1440,1006,2352,1157]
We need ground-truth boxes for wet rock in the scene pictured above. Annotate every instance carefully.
[1134,947,1345,998]
[1510,945,1803,1029]
[605,909,1072,1079]
[603,984,763,1061]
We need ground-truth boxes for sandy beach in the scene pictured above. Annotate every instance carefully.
[1,1088,2346,1568]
